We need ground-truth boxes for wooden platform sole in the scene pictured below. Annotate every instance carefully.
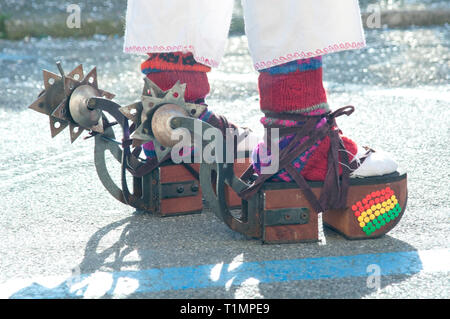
[259,171,407,242]
[156,158,251,217]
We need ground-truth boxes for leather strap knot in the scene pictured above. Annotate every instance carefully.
[239,106,364,214]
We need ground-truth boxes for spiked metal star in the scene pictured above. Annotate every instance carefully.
[119,78,207,149]
[28,62,115,143]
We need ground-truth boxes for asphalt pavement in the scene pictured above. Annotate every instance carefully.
[0,24,449,299]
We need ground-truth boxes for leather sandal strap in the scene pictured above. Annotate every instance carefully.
[239,106,364,213]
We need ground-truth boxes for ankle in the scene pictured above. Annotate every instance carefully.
[141,52,211,103]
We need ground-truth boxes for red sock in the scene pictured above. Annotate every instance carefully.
[141,52,211,103]
[254,57,357,181]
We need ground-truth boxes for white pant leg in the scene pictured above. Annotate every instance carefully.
[123,0,234,68]
[242,0,366,70]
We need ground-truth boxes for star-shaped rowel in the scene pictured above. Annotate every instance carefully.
[28,62,115,143]
[119,78,207,155]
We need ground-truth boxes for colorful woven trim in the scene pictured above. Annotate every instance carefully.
[263,103,330,117]
[141,52,211,74]
[125,45,220,68]
[252,117,327,180]
[143,141,156,158]
[351,187,402,236]
[260,57,322,75]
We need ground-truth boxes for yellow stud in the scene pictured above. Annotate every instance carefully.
[370,214,375,220]
[359,222,366,228]
[390,203,395,210]
[376,203,382,210]
[371,205,376,211]
[364,217,370,223]
[375,210,380,216]
[382,202,387,207]
[362,212,367,218]
[381,208,386,214]
[358,216,364,222]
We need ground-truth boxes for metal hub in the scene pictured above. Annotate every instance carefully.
[28,62,114,143]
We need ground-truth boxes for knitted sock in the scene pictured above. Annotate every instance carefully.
[253,57,357,181]
[140,52,237,159]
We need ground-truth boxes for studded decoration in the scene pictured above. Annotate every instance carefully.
[351,187,402,236]
[28,62,115,143]
[118,78,207,156]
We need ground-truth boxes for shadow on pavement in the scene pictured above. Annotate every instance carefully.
[10,209,421,299]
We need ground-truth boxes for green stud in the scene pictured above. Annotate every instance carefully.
[376,223,381,229]
[378,215,384,221]
[381,220,386,226]
[385,216,391,223]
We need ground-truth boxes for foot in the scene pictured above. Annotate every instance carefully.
[252,112,398,182]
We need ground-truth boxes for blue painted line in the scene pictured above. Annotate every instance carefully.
[3,248,449,298]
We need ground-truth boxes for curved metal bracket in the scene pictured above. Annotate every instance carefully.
[94,118,126,204]
[90,97,156,212]
[171,116,260,238]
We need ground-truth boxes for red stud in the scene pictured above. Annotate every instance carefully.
[365,204,370,210]
[352,205,357,211]
[369,200,375,206]
[362,199,368,205]
[354,212,361,217]
[376,191,381,197]
[375,198,380,204]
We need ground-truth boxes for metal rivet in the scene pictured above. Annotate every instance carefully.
[177,186,184,193]
[88,99,96,108]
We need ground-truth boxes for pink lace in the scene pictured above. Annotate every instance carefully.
[124,45,219,68]
[254,41,366,70]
